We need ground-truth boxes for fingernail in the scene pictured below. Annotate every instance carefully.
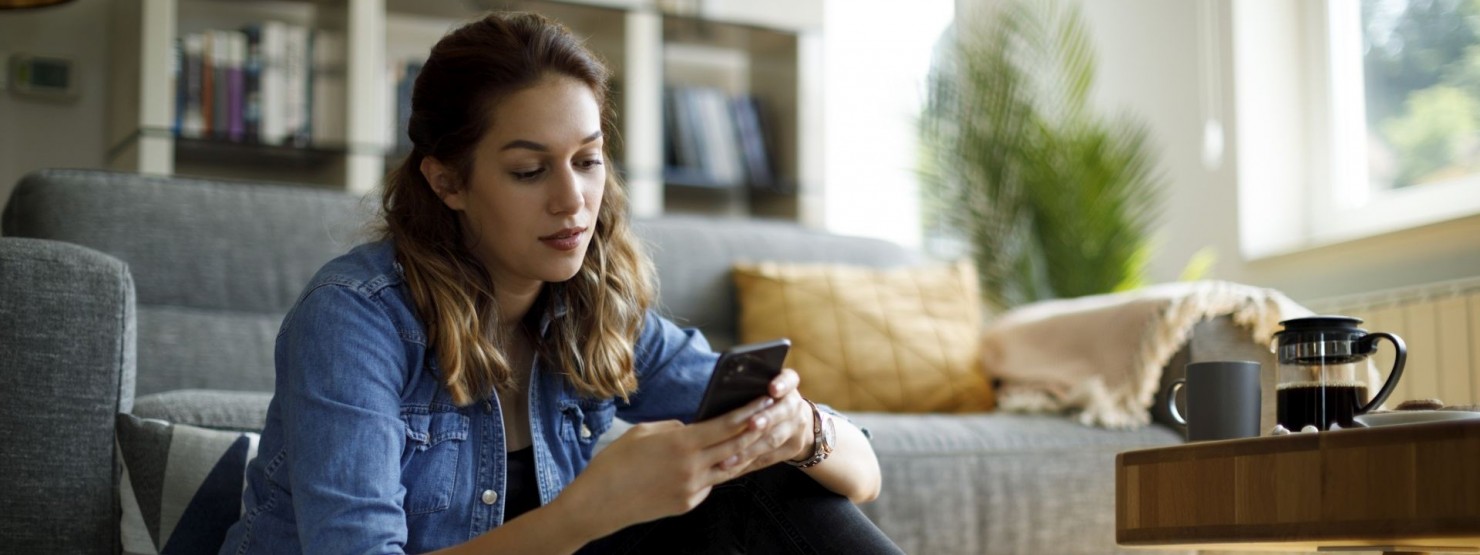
[753,416,768,428]
[762,398,775,408]
[724,454,739,467]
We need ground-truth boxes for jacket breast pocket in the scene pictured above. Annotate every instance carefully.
[400,406,469,515]
[560,399,616,458]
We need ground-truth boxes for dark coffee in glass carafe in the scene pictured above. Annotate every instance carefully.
[1273,316,1406,431]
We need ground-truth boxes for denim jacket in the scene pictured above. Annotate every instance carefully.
[217,241,727,554]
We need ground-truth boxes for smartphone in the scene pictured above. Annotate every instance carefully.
[692,338,791,422]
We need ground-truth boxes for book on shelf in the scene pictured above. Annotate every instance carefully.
[178,34,204,138]
[696,87,743,186]
[389,58,423,157]
[282,24,310,146]
[730,95,775,190]
[220,30,246,143]
[242,26,261,143]
[244,21,288,145]
[200,32,214,138]
[663,85,777,191]
[311,30,347,147]
[665,86,703,174]
[201,29,244,141]
[172,20,341,151]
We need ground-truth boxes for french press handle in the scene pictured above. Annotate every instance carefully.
[1357,332,1407,415]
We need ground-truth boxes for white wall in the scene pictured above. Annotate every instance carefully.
[960,0,1480,302]
[0,0,110,217]
[1070,0,1253,292]
[820,0,953,248]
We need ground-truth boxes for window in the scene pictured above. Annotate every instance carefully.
[1317,0,1480,239]
[1233,0,1480,258]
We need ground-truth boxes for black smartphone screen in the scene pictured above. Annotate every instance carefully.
[692,339,791,422]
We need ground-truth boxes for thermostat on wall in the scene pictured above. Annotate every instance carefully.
[7,53,78,101]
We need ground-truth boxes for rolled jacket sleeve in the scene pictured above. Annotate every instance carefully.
[278,284,411,554]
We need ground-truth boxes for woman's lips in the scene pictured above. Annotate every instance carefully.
[539,227,585,251]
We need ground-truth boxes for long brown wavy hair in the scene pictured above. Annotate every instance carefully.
[379,12,654,405]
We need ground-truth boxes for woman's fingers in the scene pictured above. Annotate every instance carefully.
[683,394,775,465]
[747,395,813,469]
[713,390,812,475]
[645,371,813,492]
[769,368,801,398]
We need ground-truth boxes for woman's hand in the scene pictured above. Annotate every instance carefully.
[733,369,885,505]
[548,395,777,540]
[732,368,814,474]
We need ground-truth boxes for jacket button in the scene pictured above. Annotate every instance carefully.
[579,424,592,439]
[481,489,498,505]
[484,401,493,414]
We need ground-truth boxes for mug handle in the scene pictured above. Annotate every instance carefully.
[1165,378,1188,426]
[1358,332,1407,415]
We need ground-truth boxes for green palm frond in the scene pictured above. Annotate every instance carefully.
[921,0,1166,311]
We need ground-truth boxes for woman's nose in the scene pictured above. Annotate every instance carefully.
[547,167,585,215]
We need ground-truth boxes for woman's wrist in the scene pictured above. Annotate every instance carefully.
[788,399,819,464]
[544,487,611,547]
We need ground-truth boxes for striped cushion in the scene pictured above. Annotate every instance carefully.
[115,414,259,555]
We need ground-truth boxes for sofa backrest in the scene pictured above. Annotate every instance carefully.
[3,169,374,395]
[634,217,920,349]
[3,169,922,395]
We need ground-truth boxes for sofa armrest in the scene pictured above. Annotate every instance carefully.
[0,237,135,554]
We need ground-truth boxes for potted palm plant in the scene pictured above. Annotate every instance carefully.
[920,0,1174,312]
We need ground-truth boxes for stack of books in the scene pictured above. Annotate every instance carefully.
[663,86,779,191]
[172,22,346,149]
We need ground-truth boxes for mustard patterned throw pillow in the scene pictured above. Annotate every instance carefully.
[732,260,994,413]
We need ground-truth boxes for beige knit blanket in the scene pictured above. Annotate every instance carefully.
[981,280,1312,428]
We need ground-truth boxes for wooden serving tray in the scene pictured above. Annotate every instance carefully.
[1116,419,1480,553]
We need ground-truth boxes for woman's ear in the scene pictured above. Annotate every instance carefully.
[420,156,466,211]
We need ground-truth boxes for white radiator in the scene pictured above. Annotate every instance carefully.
[1305,276,1480,408]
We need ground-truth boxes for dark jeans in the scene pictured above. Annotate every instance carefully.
[576,464,904,554]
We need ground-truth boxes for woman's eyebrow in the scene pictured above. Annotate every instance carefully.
[500,130,603,152]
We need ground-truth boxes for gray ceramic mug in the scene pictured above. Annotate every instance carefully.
[1164,361,1262,441]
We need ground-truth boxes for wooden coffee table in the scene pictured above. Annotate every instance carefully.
[1117,419,1480,554]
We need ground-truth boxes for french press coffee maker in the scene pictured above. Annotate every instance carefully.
[1273,316,1406,431]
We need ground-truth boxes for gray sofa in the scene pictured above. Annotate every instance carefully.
[0,169,1264,554]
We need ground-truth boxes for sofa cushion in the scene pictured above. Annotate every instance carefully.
[135,306,281,395]
[116,413,259,555]
[3,169,374,395]
[733,260,993,412]
[133,390,273,432]
[851,412,1184,554]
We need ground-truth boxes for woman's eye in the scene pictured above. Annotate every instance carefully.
[511,168,544,181]
[577,158,604,170]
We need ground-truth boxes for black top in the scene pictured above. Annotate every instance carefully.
[503,446,541,520]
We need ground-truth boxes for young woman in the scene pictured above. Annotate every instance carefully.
[217,12,900,555]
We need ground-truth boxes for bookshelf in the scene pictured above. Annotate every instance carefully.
[106,0,823,225]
